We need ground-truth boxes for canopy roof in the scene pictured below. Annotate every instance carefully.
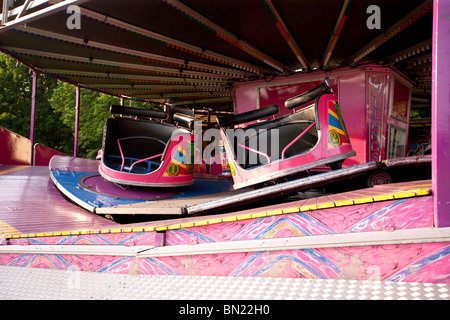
[0,0,432,110]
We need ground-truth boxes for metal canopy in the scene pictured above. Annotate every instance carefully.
[0,0,433,110]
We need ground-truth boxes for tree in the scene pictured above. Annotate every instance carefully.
[49,82,119,158]
[1,52,164,159]
[0,53,72,154]
[49,82,160,159]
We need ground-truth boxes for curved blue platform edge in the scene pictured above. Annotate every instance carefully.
[50,169,235,214]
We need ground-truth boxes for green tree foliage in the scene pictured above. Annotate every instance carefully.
[0,53,72,154]
[49,82,120,159]
[0,53,163,159]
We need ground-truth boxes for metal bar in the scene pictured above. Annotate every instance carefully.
[30,71,37,165]
[186,161,377,215]
[0,245,153,256]
[139,227,450,258]
[18,26,252,79]
[348,0,432,65]
[321,0,353,69]
[264,0,310,71]
[117,139,125,171]
[432,0,450,227]
[1,227,448,257]
[281,121,316,159]
[2,0,10,25]
[73,86,80,157]
[237,143,271,165]
[129,153,163,173]
[83,84,227,91]
[15,0,31,20]
[4,47,231,81]
[0,0,89,32]
[167,97,232,106]
[162,0,290,73]
[384,39,432,64]
[40,69,228,87]
[1,0,50,23]
[77,6,273,75]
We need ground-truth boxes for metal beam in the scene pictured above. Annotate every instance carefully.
[0,0,89,31]
[4,47,232,81]
[162,0,291,73]
[263,0,310,71]
[321,0,353,69]
[30,71,37,165]
[432,0,450,227]
[17,26,252,80]
[40,69,229,87]
[1,227,448,256]
[385,39,432,64]
[73,86,80,157]
[1,0,13,25]
[1,0,50,24]
[77,6,274,75]
[83,84,228,92]
[348,0,433,65]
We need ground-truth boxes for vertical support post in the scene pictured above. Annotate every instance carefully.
[432,0,450,227]
[30,71,37,165]
[73,86,80,157]
[2,0,10,25]
[154,231,166,247]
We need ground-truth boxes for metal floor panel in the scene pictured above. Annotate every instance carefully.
[0,265,448,300]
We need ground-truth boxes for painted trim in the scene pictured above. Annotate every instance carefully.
[1,227,449,258]
[4,188,431,239]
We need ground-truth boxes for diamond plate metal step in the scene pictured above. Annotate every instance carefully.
[0,265,448,300]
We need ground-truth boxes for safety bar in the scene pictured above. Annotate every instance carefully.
[110,105,168,120]
[129,154,163,172]
[173,113,197,130]
[284,78,332,109]
[237,143,271,165]
[117,138,164,172]
[117,139,126,171]
[217,104,279,127]
[281,121,316,159]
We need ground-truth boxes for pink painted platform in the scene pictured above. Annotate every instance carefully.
[0,165,118,236]
[0,163,448,284]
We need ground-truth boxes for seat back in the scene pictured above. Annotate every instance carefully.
[102,117,186,170]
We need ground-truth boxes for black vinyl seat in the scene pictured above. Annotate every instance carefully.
[102,106,186,174]
[218,103,318,169]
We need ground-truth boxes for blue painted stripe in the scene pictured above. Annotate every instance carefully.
[347,199,408,232]
[171,228,216,243]
[388,246,450,282]
[251,254,325,278]
[328,113,343,131]
[142,257,181,275]
[97,256,133,272]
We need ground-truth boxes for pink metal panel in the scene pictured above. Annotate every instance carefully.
[0,166,117,236]
[366,69,391,162]
[3,193,447,283]
[336,71,367,166]
[0,127,31,165]
[432,0,450,227]
[33,144,66,166]
[233,85,258,115]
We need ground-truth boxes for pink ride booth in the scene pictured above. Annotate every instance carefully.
[229,65,413,179]
[218,79,355,189]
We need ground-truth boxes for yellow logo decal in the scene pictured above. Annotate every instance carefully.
[329,130,341,147]
[167,163,180,176]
